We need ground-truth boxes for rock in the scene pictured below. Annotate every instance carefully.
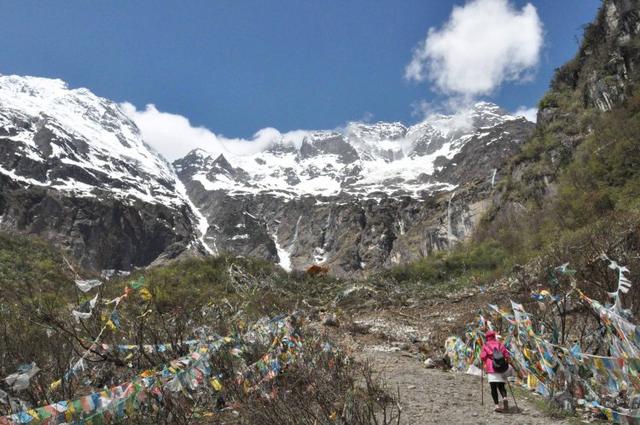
[552,391,575,412]
[424,358,436,368]
[306,308,320,322]
[322,313,340,327]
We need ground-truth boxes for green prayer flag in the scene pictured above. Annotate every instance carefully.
[131,276,145,290]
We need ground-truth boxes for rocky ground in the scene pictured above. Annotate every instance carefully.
[313,279,579,425]
[330,312,573,425]
[358,350,570,425]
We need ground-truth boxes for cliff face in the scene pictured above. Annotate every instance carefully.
[581,0,640,112]
[0,176,199,271]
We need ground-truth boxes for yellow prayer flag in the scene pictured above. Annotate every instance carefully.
[210,378,223,391]
[604,409,614,421]
[523,348,533,360]
[594,358,605,371]
[50,379,62,390]
[139,288,152,301]
[527,373,538,390]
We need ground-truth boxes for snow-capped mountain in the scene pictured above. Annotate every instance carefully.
[0,75,209,270]
[175,103,534,276]
[0,74,535,276]
[175,102,526,199]
[0,75,183,205]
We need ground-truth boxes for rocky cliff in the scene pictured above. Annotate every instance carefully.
[482,0,640,236]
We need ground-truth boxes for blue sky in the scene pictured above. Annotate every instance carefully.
[1,0,600,150]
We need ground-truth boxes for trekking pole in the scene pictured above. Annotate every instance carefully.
[506,379,519,411]
[480,367,484,405]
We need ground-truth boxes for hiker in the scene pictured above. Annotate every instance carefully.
[480,330,511,412]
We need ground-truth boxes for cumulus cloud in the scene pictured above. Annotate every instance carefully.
[120,103,312,161]
[514,106,538,122]
[405,0,543,98]
[410,97,474,121]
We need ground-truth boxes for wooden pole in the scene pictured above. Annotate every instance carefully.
[481,368,484,405]
[506,379,519,411]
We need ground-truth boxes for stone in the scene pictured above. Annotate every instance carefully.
[322,313,340,327]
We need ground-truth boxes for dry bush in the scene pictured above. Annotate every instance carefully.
[215,341,401,425]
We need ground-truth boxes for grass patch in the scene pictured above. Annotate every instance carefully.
[0,231,75,301]
[511,387,585,423]
[378,240,513,298]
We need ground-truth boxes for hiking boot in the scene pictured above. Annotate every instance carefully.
[503,399,509,412]
[494,405,503,413]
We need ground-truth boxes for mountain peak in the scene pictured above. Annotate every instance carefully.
[472,100,501,110]
[178,100,533,199]
[0,74,183,206]
[190,148,210,157]
[212,153,233,170]
[0,74,69,95]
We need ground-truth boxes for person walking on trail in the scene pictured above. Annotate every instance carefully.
[480,330,511,412]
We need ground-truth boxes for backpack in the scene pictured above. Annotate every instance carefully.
[492,347,508,373]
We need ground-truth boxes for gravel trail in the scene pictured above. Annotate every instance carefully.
[359,349,570,425]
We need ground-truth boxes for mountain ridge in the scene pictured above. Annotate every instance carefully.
[0,73,534,275]
[173,103,534,275]
[174,102,530,200]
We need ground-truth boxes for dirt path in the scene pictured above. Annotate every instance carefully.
[329,306,572,425]
[358,349,570,425]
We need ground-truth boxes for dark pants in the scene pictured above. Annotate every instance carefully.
[490,382,507,404]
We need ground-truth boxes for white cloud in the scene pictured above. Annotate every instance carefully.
[120,102,312,161]
[514,106,538,122]
[410,97,475,121]
[405,0,543,98]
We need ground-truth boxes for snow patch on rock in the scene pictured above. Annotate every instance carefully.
[273,231,292,272]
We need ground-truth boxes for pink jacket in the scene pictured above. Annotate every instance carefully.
[480,330,510,373]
